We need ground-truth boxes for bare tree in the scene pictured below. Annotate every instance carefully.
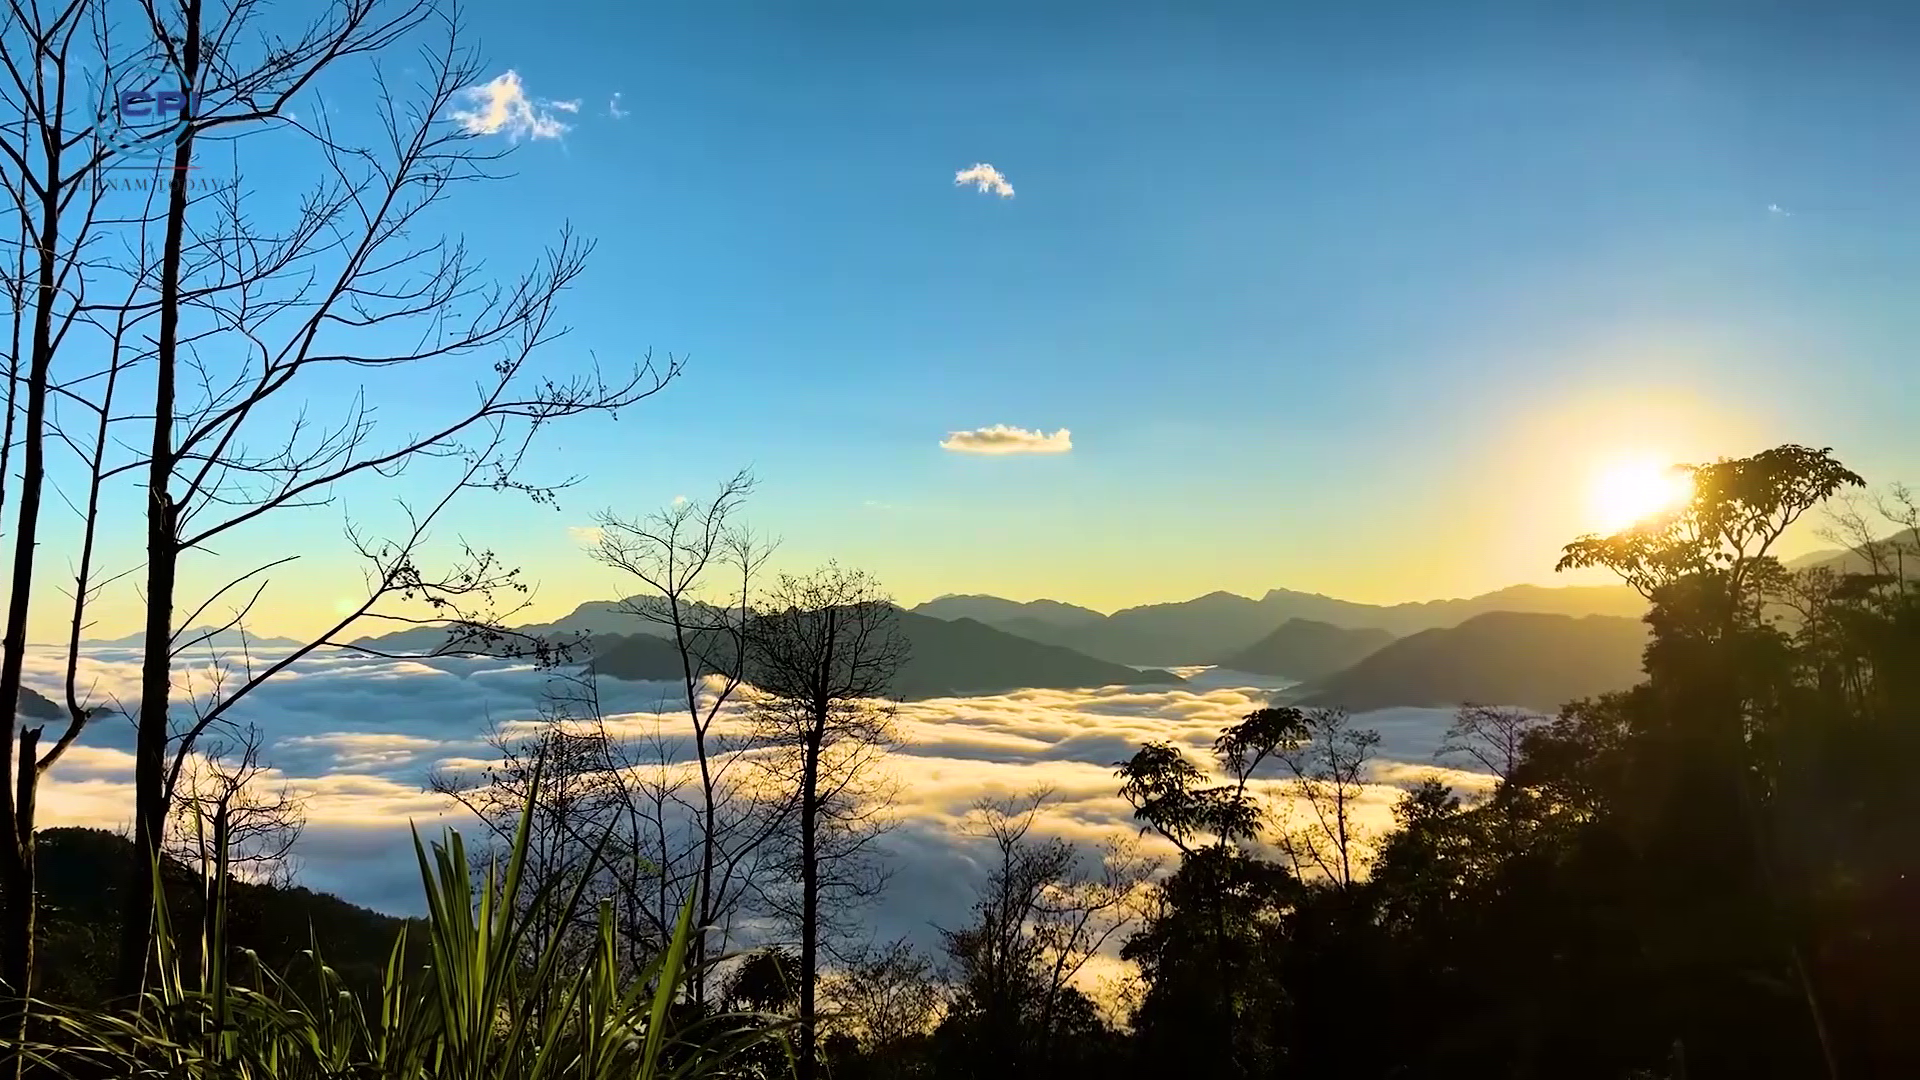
[0,0,185,1013]
[1821,483,1919,589]
[819,937,944,1057]
[166,724,306,888]
[429,696,634,973]
[1438,703,1548,786]
[1274,707,1380,889]
[939,791,1148,1070]
[23,0,680,996]
[589,470,787,1002]
[747,564,909,1080]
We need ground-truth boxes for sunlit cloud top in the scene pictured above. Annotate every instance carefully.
[448,70,572,141]
[941,424,1071,455]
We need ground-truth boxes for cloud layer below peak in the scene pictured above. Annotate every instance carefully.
[22,645,1487,982]
[941,424,1072,455]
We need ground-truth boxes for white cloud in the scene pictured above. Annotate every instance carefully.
[448,70,572,142]
[24,644,1487,975]
[567,524,604,546]
[1769,203,1791,216]
[940,424,1072,455]
[954,162,1014,198]
[607,92,629,120]
[550,99,581,113]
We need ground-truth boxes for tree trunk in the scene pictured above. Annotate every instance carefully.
[695,730,716,1006]
[798,736,820,1080]
[0,49,70,1045]
[0,843,29,1002]
[118,27,200,994]
[2,728,40,1076]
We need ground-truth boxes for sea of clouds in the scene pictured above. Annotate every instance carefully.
[20,644,1494,960]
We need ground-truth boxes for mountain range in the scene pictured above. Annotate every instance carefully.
[332,578,1657,708]
[77,625,303,650]
[908,583,1647,665]
[49,536,1907,728]
[591,611,1183,701]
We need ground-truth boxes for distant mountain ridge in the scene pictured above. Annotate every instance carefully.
[591,610,1184,701]
[1288,611,1649,713]
[913,594,1106,627]
[348,602,1184,701]
[1787,527,1920,577]
[82,625,303,649]
[910,582,1646,665]
[342,579,1649,688]
[1214,620,1395,682]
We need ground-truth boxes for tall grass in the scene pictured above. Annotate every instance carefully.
[20,774,792,1079]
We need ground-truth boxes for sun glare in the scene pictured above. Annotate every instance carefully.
[1590,456,1693,533]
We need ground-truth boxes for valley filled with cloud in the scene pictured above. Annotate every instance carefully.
[20,644,1494,956]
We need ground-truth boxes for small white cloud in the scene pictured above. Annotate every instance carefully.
[550,99,581,113]
[1769,203,1791,216]
[608,92,629,120]
[940,424,1071,455]
[954,162,1014,198]
[567,524,604,546]
[670,494,688,507]
[449,70,571,142]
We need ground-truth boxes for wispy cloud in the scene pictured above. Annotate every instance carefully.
[940,424,1072,455]
[954,162,1014,198]
[607,92,628,120]
[448,70,572,142]
[1769,203,1791,217]
[567,524,604,546]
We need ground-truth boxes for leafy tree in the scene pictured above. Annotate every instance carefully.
[1114,708,1313,1078]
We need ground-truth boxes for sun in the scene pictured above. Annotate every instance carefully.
[1590,456,1693,533]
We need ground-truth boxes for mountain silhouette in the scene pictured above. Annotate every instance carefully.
[1786,527,1920,576]
[347,596,737,656]
[33,827,413,1005]
[82,625,303,649]
[590,609,1182,700]
[16,686,61,720]
[911,594,1106,628]
[351,580,1646,670]
[1288,611,1649,713]
[913,582,1646,665]
[1213,619,1395,681]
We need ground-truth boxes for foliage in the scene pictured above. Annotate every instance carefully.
[18,772,791,1080]
[1099,444,1917,1079]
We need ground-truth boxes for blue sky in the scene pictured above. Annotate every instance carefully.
[27,0,1920,639]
